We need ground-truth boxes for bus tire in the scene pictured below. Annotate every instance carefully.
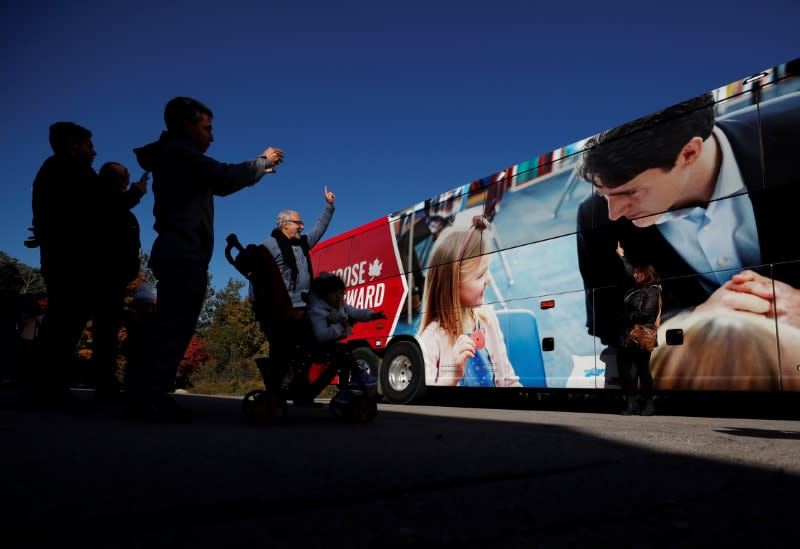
[379,341,426,404]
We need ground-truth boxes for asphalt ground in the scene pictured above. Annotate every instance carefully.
[2,387,799,548]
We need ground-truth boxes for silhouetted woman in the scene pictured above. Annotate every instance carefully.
[616,242,662,416]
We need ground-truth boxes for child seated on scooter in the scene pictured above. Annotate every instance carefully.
[305,272,385,405]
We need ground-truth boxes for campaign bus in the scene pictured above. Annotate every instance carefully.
[309,56,800,404]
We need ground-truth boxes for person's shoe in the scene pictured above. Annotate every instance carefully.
[332,389,353,406]
[350,367,378,389]
[621,396,639,416]
[640,399,656,416]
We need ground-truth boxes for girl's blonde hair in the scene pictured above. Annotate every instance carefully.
[417,217,491,344]
[650,310,780,391]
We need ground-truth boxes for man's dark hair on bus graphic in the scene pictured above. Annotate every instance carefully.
[578,92,715,188]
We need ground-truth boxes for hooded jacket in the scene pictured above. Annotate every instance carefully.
[134,131,272,266]
[305,290,376,346]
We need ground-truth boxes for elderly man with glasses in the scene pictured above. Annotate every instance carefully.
[249,186,336,407]
[254,185,336,314]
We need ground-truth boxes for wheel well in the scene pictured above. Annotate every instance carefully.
[347,335,419,368]
[376,335,417,367]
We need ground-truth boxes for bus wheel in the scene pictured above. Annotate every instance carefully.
[379,341,425,404]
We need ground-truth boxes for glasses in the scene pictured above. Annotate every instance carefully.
[285,219,304,226]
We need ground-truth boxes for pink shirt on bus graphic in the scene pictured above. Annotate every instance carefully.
[417,304,521,387]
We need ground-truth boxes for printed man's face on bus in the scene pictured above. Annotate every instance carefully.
[593,165,690,228]
[459,257,490,308]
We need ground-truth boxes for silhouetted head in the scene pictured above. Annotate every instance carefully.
[99,162,129,192]
[311,272,346,309]
[311,272,346,296]
[48,122,95,165]
[164,97,214,152]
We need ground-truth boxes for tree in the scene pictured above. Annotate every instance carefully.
[0,251,45,296]
[136,250,156,286]
[195,273,218,338]
[0,252,22,290]
[179,277,265,393]
[177,335,209,385]
[203,277,266,368]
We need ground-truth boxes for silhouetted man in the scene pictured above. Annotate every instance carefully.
[131,96,284,421]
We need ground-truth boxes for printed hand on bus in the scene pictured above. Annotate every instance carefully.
[696,269,800,329]
[452,334,477,381]
[726,270,800,329]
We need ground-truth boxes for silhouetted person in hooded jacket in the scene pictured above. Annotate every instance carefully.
[129,96,283,421]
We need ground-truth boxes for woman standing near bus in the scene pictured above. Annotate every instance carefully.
[616,242,662,416]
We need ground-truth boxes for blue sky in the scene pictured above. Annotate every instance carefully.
[2,0,798,292]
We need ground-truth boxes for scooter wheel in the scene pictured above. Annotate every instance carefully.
[329,398,347,419]
[242,389,264,416]
[243,389,287,425]
[348,395,377,424]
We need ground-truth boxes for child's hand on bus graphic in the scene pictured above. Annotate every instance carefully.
[452,334,476,380]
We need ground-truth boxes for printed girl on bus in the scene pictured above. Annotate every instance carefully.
[416,215,521,388]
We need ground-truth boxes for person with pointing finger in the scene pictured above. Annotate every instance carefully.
[250,185,336,406]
